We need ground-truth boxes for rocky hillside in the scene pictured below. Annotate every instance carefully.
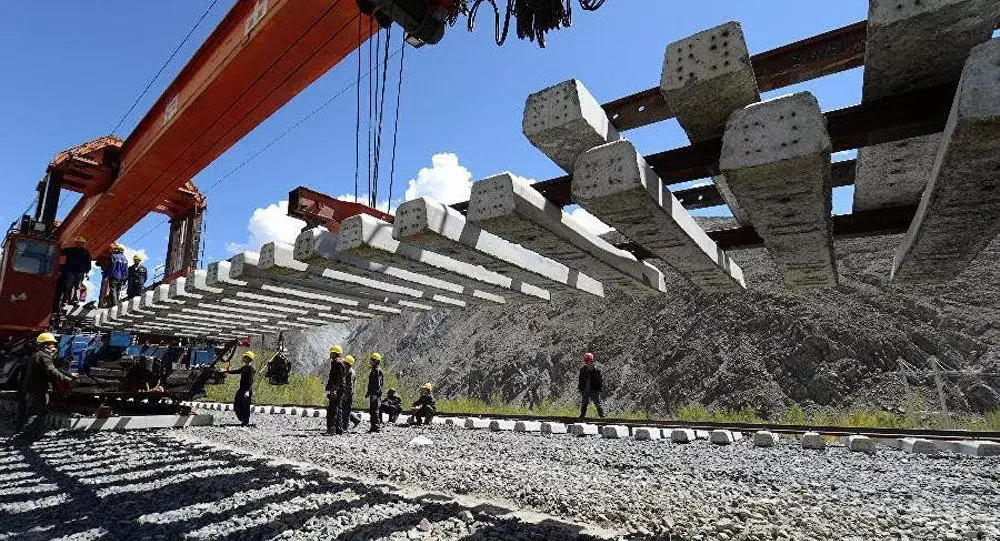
[290,220,1000,416]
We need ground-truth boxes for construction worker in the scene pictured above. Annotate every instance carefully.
[325,345,346,435]
[126,254,148,298]
[380,388,403,423]
[102,243,129,307]
[365,352,384,432]
[52,236,92,316]
[409,383,436,425]
[578,352,605,419]
[340,355,362,431]
[14,333,77,440]
[223,351,256,426]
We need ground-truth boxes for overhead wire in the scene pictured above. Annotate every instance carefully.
[354,15,363,204]
[108,0,221,136]
[387,36,407,209]
[371,24,394,209]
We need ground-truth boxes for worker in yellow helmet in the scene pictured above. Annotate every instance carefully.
[14,333,78,440]
[126,253,148,298]
[340,355,362,431]
[364,352,384,432]
[222,351,256,426]
[409,382,436,425]
[324,345,346,435]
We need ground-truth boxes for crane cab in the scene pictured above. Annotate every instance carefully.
[0,217,58,344]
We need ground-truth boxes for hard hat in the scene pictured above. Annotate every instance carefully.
[133,254,142,262]
[330,344,343,355]
[75,236,87,243]
[344,355,355,365]
[369,352,383,361]
[583,352,594,361]
[36,332,57,344]
[243,351,256,361]
[420,382,433,392]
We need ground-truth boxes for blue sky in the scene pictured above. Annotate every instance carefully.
[0,1,871,280]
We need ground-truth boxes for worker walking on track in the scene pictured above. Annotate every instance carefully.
[224,351,256,426]
[126,254,148,298]
[325,345,346,435]
[14,333,78,441]
[340,355,361,431]
[578,352,605,419]
[365,352,384,432]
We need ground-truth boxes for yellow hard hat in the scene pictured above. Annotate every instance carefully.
[344,355,355,365]
[36,332,57,344]
[243,351,256,361]
[133,254,142,262]
[330,345,343,355]
[369,352,383,362]
[420,382,433,392]
[75,236,87,243]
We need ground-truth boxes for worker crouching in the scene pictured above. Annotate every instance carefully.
[409,383,436,425]
[224,351,256,426]
[380,389,403,423]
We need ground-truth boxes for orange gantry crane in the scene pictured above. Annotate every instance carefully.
[0,0,456,342]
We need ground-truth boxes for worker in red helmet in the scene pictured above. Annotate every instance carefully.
[578,352,605,419]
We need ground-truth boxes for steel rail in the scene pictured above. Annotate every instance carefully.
[240,401,1000,443]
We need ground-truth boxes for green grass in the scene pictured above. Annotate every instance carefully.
[200,357,1000,431]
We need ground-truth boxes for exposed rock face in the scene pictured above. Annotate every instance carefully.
[293,219,1000,415]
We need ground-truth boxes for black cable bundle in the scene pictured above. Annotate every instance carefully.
[455,0,607,48]
[514,0,571,48]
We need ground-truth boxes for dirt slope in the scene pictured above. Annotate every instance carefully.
[292,221,1000,416]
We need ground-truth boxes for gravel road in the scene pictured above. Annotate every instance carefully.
[182,412,1000,541]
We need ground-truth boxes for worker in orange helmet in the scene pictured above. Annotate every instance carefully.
[578,352,605,419]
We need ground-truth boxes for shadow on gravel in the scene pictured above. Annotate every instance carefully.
[1,432,608,541]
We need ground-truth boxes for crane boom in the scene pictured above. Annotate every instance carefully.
[58,0,379,253]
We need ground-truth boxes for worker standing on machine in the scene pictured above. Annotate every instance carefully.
[51,237,92,322]
[365,352,384,432]
[102,243,129,306]
[325,345,346,435]
[223,351,256,426]
[126,254,148,298]
[340,355,362,431]
[578,352,605,419]
[14,333,78,441]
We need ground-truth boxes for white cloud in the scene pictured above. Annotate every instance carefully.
[403,153,473,204]
[567,206,613,235]
[227,200,306,254]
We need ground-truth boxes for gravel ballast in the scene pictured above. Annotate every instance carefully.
[182,412,1000,541]
[0,425,609,541]
[3,412,1000,540]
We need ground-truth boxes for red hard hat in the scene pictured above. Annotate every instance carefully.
[583,352,594,361]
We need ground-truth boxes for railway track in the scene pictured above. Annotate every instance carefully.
[191,400,1000,444]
